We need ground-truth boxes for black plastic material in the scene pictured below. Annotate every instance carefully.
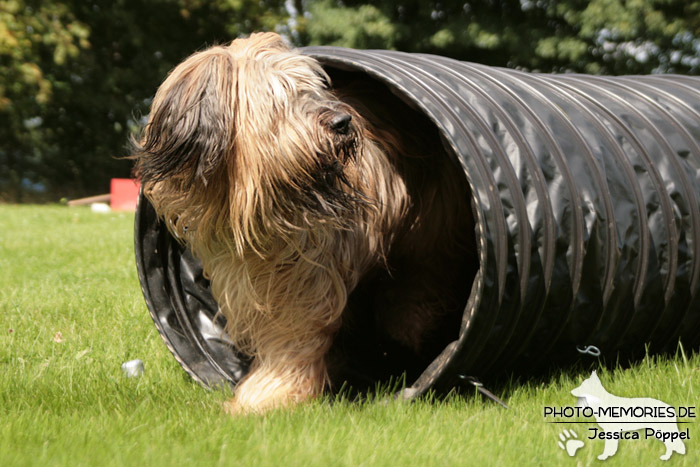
[135,47,700,397]
[135,198,249,387]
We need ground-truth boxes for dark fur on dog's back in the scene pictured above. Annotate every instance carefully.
[132,32,476,414]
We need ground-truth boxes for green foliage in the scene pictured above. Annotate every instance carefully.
[1,1,698,202]
[0,0,288,202]
[306,0,398,49]
[0,1,90,201]
[1,206,699,465]
[301,0,700,75]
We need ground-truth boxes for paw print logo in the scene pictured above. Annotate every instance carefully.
[558,429,584,457]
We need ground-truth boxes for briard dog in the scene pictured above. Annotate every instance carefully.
[132,32,476,414]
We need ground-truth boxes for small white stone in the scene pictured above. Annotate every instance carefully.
[91,202,111,213]
[121,359,144,377]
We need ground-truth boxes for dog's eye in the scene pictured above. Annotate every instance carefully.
[329,113,352,135]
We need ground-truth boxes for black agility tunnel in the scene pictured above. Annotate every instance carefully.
[135,47,700,398]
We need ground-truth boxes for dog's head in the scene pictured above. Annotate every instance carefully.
[132,32,368,252]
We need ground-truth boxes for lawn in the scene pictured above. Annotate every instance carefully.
[0,204,697,466]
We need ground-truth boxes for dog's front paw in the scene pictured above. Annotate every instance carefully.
[221,392,292,416]
[222,360,325,415]
[223,397,256,416]
[221,390,287,416]
[223,398,245,416]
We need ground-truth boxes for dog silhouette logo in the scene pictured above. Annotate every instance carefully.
[570,371,686,461]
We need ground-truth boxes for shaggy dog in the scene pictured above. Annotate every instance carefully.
[132,32,476,414]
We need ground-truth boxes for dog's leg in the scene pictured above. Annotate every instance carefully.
[379,297,440,353]
[375,253,472,353]
[223,335,333,415]
[210,245,350,415]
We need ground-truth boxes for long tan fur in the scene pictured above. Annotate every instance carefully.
[133,32,475,414]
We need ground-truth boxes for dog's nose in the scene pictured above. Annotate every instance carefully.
[330,113,352,134]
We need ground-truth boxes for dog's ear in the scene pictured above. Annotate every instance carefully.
[133,50,236,185]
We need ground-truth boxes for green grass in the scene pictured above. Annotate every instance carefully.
[0,204,698,466]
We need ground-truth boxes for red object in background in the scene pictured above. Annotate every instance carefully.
[110,178,141,211]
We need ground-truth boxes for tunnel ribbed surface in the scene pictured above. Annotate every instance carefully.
[135,47,700,396]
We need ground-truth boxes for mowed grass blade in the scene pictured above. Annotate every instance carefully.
[0,205,697,466]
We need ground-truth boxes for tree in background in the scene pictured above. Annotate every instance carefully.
[0,0,288,201]
[0,1,89,201]
[304,0,700,74]
[1,0,699,201]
